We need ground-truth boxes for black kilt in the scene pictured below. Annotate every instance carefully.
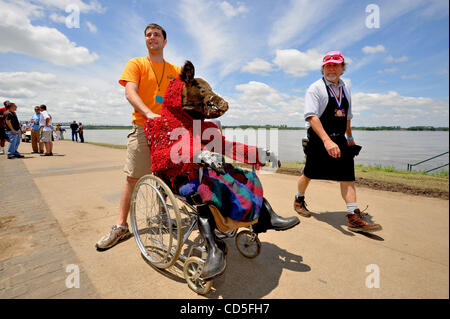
[303,135,355,181]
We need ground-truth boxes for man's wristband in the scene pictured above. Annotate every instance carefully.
[347,136,354,141]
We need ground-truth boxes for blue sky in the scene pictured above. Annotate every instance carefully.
[0,0,448,127]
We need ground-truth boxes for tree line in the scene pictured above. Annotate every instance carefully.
[83,125,448,131]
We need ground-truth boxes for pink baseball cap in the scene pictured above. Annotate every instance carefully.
[322,51,345,66]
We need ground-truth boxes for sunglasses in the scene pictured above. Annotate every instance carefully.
[323,55,343,62]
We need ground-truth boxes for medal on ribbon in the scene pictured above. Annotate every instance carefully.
[329,85,345,117]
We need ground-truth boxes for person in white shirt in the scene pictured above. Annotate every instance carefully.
[39,104,53,156]
[294,51,382,233]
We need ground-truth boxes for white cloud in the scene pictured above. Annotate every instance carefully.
[86,21,97,33]
[377,67,398,73]
[34,0,105,13]
[241,58,274,75]
[178,0,252,78]
[362,45,386,54]
[401,74,420,79]
[353,91,448,110]
[218,1,248,18]
[0,0,99,66]
[273,49,323,77]
[384,55,409,63]
[49,12,66,23]
[0,71,129,125]
[218,81,305,126]
[351,90,449,126]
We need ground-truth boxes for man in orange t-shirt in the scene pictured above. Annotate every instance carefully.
[96,23,181,251]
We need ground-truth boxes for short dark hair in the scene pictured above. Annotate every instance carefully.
[144,23,166,40]
[40,104,47,110]
[3,100,10,107]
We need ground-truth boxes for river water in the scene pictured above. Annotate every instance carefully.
[80,129,449,173]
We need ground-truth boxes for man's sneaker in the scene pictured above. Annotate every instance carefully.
[95,224,131,251]
[14,154,24,158]
[347,209,382,233]
[7,154,15,159]
[294,196,311,217]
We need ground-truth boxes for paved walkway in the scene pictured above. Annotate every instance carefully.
[0,140,448,298]
[0,151,97,298]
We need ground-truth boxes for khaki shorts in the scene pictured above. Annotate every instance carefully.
[40,130,52,143]
[123,124,151,179]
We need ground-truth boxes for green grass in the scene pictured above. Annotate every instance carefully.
[277,161,449,192]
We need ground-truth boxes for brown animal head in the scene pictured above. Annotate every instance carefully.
[180,60,229,119]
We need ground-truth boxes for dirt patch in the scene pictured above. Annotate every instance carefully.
[276,168,449,200]
[355,177,449,200]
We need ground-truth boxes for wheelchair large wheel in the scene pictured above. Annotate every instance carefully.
[183,257,213,295]
[130,174,182,269]
[235,230,261,259]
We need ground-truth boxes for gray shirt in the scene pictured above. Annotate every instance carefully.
[304,77,352,129]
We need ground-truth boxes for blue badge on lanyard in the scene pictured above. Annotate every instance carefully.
[155,95,163,103]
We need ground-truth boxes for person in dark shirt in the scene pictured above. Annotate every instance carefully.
[70,120,79,142]
[78,122,84,143]
[4,102,24,159]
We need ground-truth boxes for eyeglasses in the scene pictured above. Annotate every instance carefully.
[323,55,343,62]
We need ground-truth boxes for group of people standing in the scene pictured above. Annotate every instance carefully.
[0,102,54,158]
[70,120,84,143]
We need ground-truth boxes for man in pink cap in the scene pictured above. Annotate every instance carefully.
[293,51,382,233]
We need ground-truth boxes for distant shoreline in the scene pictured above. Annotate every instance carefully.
[83,125,449,131]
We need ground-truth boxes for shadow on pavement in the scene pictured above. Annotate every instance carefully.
[310,211,384,241]
[137,237,311,298]
[208,240,310,299]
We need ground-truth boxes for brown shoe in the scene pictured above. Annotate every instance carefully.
[347,209,382,233]
[294,196,311,217]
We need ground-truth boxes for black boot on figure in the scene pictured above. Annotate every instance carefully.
[253,198,300,234]
[196,204,227,280]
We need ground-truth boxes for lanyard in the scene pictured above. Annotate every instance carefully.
[328,85,342,109]
[148,58,166,94]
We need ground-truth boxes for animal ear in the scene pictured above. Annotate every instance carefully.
[180,60,195,84]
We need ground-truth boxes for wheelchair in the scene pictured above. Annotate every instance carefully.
[129,118,281,294]
[129,164,267,294]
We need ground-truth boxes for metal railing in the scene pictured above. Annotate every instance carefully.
[407,151,449,173]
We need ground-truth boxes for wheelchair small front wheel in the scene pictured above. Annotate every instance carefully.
[183,257,213,295]
[235,230,261,258]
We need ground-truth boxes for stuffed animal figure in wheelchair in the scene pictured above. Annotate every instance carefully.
[145,60,300,280]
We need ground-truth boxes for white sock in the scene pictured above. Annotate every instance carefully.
[346,203,358,214]
[296,192,304,199]
[116,224,127,229]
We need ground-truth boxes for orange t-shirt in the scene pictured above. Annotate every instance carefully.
[119,57,181,126]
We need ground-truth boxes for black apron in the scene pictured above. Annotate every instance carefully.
[303,78,355,181]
